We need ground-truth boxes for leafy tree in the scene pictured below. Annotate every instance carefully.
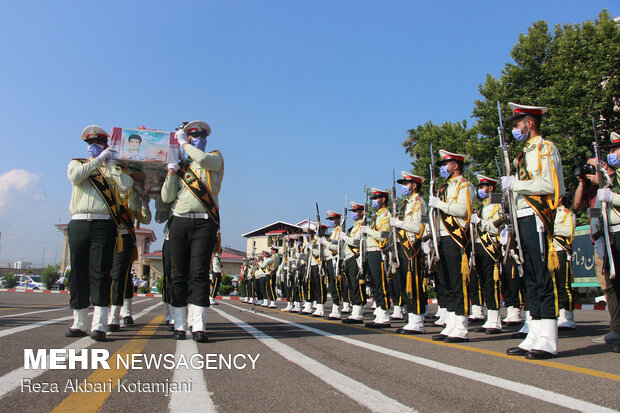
[2,272,18,288]
[40,265,60,290]
[219,273,235,296]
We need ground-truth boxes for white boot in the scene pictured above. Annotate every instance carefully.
[347,305,364,321]
[468,305,484,321]
[255,299,263,306]
[435,307,448,326]
[371,301,377,309]
[172,306,188,331]
[269,300,278,308]
[481,309,502,332]
[440,312,455,336]
[447,315,469,340]
[518,311,531,335]
[292,301,301,312]
[302,301,313,314]
[91,306,109,333]
[371,307,391,325]
[262,299,270,307]
[242,296,249,303]
[281,302,293,312]
[70,308,89,332]
[433,305,442,318]
[108,305,121,327]
[341,302,352,313]
[187,303,196,330]
[401,313,425,333]
[247,297,254,304]
[209,296,216,305]
[312,300,318,309]
[557,309,576,329]
[531,318,558,355]
[192,306,208,333]
[391,305,404,320]
[312,304,325,317]
[517,319,540,351]
[328,304,341,319]
[503,306,522,324]
[164,303,171,322]
[120,298,132,317]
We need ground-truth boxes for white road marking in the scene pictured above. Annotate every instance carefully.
[0,301,162,399]
[211,307,416,413]
[0,307,70,319]
[221,301,618,413]
[168,339,215,413]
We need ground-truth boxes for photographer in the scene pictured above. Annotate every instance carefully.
[573,133,620,348]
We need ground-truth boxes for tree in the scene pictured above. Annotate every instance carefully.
[219,274,235,296]
[2,272,18,288]
[40,265,60,290]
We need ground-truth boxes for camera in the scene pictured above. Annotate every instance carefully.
[573,164,597,176]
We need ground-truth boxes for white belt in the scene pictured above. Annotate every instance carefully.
[71,213,110,221]
[345,253,355,260]
[119,228,130,235]
[173,212,210,220]
[439,230,450,237]
[516,208,535,218]
[366,247,381,252]
[611,224,620,233]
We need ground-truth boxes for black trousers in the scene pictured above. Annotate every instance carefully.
[397,245,426,314]
[325,259,342,306]
[468,257,483,307]
[266,273,277,300]
[310,265,326,304]
[339,262,351,303]
[607,233,620,334]
[366,251,390,310]
[169,217,218,308]
[110,233,135,306]
[299,264,311,302]
[554,250,575,311]
[210,272,222,298]
[389,259,402,308]
[437,236,470,316]
[518,215,558,319]
[475,243,501,310]
[254,277,265,300]
[345,256,366,306]
[501,262,526,309]
[162,239,173,304]
[68,219,117,309]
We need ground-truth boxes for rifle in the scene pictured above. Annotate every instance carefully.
[497,101,525,276]
[359,189,369,280]
[389,169,401,275]
[428,144,441,269]
[251,240,256,312]
[593,119,616,279]
[315,203,325,284]
[304,217,312,283]
[335,194,348,280]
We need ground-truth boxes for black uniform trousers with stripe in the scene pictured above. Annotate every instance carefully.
[210,272,222,298]
[67,219,117,309]
[501,263,526,309]
[397,244,426,314]
[345,256,366,306]
[554,249,575,311]
[366,251,390,310]
[436,235,470,316]
[310,265,326,304]
[475,243,501,310]
[325,259,341,306]
[110,233,135,306]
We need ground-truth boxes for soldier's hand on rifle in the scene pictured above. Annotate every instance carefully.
[470,213,480,225]
[597,188,614,203]
[389,217,403,229]
[499,227,509,246]
[428,196,440,208]
[360,226,368,235]
[501,176,515,191]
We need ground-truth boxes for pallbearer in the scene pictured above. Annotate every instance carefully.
[501,103,565,359]
[342,201,367,323]
[161,120,223,343]
[470,175,503,334]
[66,125,133,341]
[429,150,476,343]
[210,248,223,305]
[364,188,393,328]
[390,172,427,334]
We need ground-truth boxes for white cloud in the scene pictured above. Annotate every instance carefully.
[0,169,45,210]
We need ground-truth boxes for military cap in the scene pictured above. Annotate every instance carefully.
[326,210,341,220]
[507,102,548,120]
[370,188,389,199]
[396,171,424,185]
[81,125,109,142]
[476,174,499,187]
[603,131,620,150]
[349,201,365,211]
[183,120,212,137]
[437,150,468,165]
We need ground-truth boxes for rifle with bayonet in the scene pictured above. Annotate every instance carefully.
[315,202,326,284]
[593,119,616,279]
[428,144,441,271]
[335,194,348,280]
[251,240,256,311]
[389,169,401,275]
[358,190,369,280]
[497,101,524,276]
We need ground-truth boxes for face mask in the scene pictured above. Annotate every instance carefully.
[478,189,489,199]
[352,212,360,220]
[88,143,104,158]
[371,199,379,208]
[608,154,620,168]
[402,186,411,197]
[512,124,529,142]
[440,165,451,179]
[190,137,206,151]
[328,220,336,228]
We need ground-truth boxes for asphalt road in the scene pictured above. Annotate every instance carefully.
[0,291,618,413]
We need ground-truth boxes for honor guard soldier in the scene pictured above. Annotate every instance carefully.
[210,248,223,305]
[363,188,393,328]
[501,102,565,359]
[161,120,223,343]
[66,125,133,341]
[552,197,576,330]
[259,247,279,308]
[592,131,620,347]
[324,210,344,319]
[429,150,476,343]
[308,225,328,317]
[254,251,268,305]
[107,185,152,331]
[342,201,368,323]
[390,172,428,334]
[470,175,503,334]
[155,195,175,329]
[282,236,300,312]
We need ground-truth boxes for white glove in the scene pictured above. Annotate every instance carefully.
[499,227,509,246]
[470,213,480,225]
[501,176,515,191]
[98,147,117,162]
[167,163,180,172]
[175,129,188,146]
[422,240,431,255]
[597,188,614,204]
[319,238,328,246]
[428,196,440,209]
[389,217,403,229]
[360,226,368,235]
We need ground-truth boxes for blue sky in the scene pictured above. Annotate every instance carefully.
[0,1,616,265]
